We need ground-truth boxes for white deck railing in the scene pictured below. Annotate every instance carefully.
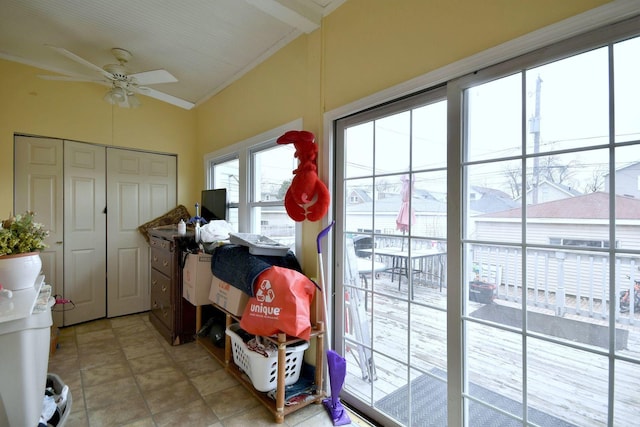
[471,244,640,325]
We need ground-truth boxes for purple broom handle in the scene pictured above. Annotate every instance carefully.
[317,221,335,254]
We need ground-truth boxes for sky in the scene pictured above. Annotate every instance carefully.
[344,35,640,199]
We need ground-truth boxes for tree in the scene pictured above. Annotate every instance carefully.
[277,179,291,200]
[583,166,607,193]
[503,162,524,198]
[503,156,584,199]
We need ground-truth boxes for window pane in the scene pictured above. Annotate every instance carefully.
[413,170,446,239]
[526,149,610,247]
[213,158,239,203]
[345,178,374,233]
[464,161,522,242]
[412,101,447,170]
[466,73,522,162]
[528,339,608,426]
[251,143,296,203]
[250,206,295,248]
[614,35,640,143]
[466,323,524,421]
[615,360,640,424]
[615,144,640,252]
[345,122,373,179]
[467,243,522,314]
[527,150,607,203]
[226,206,239,232]
[375,111,410,175]
[526,47,609,153]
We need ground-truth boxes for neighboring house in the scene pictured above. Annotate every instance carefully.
[605,160,640,199]
[346,188,372,204]
[471,192,640,300]
[347,193,447,238]
[476,191,640,248]
[260,191,280,201]
[469,185,519,214]
[520,179,582,205]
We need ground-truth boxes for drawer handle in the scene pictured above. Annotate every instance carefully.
[162,308,168,318]
[152,300,158,308]
[152,279,157,286]
[162,285,167,292]
[153,256,158,262]
[162,260,169,267]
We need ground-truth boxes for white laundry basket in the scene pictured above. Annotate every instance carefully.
[226,323,309,392]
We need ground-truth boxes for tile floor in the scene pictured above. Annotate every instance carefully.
[48,312,372,427]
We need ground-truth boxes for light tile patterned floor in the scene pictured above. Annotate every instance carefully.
[48,313,372,427]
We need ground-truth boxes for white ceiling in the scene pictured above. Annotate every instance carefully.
[0,0,346,109]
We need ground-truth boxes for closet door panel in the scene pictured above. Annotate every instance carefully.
[107,148,176,317]
[63,141,106,325]
[14,136,64,326]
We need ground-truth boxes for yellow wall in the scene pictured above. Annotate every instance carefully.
[1,0,612,270]
[321,0,611,110]
[0,59,198,217]
[195,0,612,270]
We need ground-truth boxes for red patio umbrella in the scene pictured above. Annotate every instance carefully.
[396,174,415,237]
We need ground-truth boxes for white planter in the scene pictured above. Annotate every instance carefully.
[0,252,42,291]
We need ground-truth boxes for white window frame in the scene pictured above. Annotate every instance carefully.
[203,118,304,256]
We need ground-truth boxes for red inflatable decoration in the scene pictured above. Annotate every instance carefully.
[277,130,330,222]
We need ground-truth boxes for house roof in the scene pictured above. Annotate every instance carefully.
[347,194,447,213]
[349,189,372,203]
[470,185,519,214]
[484,191,640,219]
[517,179,582,200]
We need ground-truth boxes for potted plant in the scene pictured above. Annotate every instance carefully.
[0,211,49,291]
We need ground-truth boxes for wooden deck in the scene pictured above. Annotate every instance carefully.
[341,272,640,426]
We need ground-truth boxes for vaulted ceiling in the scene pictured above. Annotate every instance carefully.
[0,0,346,109]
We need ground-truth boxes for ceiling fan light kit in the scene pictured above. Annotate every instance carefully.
[41,46,193,110]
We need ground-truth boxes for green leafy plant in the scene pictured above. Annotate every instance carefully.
[0,211,49,256]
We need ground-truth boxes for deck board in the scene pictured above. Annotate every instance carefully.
[342,272,640,426]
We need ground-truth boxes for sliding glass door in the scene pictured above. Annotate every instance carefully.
[334,15,640,427]
[335,88,448,426]
[455,23,640,427]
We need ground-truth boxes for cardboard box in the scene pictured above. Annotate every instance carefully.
[209,275,250,316]
[183,253,214,306]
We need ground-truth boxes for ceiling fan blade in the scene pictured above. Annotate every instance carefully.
[135,86,194,110]
[130,69,177,85]
[46,45,113,80]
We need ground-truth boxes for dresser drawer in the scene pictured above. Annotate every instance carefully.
[151,247,173,277]
[150,269,173,328]
[150,235,172,251]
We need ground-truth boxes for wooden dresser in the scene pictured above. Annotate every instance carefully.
[148,227,196,345]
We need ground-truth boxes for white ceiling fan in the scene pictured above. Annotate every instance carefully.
[40,46,194,110]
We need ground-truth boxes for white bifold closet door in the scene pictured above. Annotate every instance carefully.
[106,147,176,318]
[14,135,176,326]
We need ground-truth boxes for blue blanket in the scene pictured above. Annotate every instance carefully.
[209,244,302,296]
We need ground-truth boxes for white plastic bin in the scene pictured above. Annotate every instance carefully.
[226,323,308,392]
[0,300,52,427]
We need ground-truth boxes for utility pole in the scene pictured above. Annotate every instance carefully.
[529,75,542,204]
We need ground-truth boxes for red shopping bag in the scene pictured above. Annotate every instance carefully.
[240,266,316,340]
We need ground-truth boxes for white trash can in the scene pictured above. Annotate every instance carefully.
[0,300,52,427]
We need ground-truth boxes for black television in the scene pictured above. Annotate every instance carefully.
[201,188,227,222]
